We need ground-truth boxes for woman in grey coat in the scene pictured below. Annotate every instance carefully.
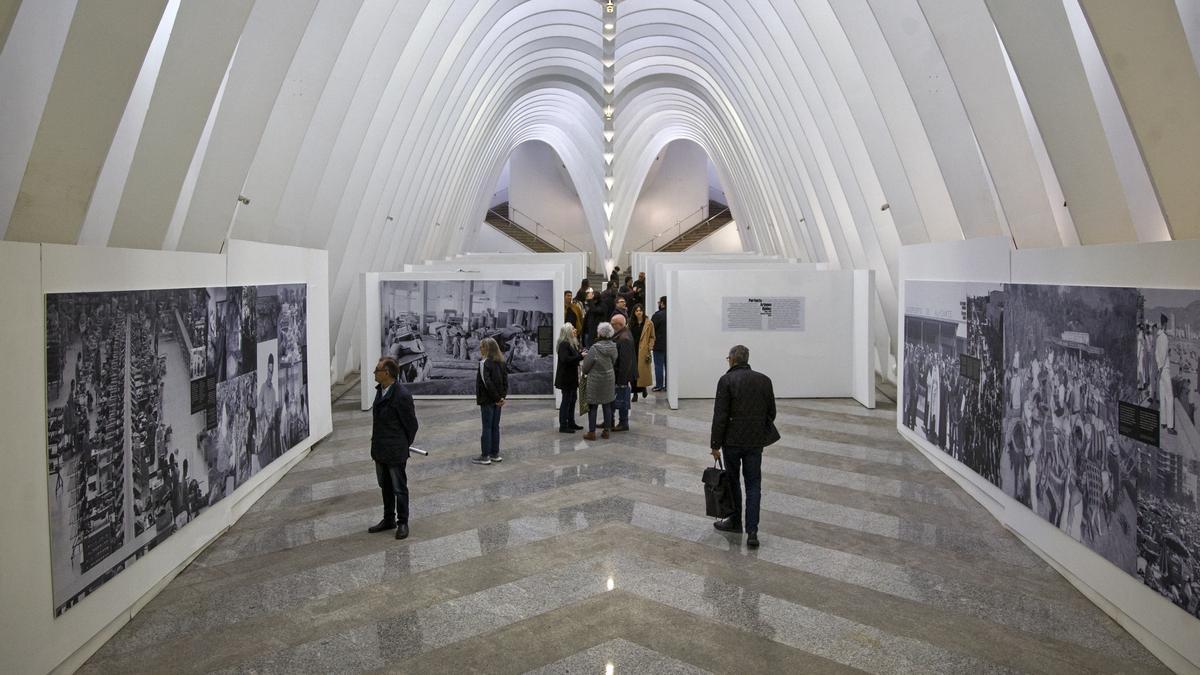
[581,322,618,440]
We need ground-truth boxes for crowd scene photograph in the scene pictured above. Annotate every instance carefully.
[901,281,1005,485]
[901,280,1200,617]
[45,283,309,616]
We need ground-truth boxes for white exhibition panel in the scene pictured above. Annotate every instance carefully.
[897,237,1200,673]
[666,267,875,411]
[361,269,563,408]
[644,253,795,315]
[0,241,332,675]
[451,251,588,293]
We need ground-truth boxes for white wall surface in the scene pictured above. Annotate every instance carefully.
[667,267,874,409]
[508,141,594,256]
[897,237,1200,673]
[464,222,531,254]
[0,240,331,675]
[623,140,712,257]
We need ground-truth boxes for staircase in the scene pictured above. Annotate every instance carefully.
[484,203,562,253]
[656,200,734,252]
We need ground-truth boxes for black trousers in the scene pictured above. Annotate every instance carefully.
[375,459,409,524]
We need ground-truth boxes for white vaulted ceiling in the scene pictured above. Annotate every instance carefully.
[3,0,1199,377]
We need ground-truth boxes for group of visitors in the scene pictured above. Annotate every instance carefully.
[364,269,777,550]
[557,284,667,438]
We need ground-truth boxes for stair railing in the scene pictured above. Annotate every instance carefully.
[485,206,588,254]
[660,206,732,250]
[507,206,589,253]
[631,202,733,252]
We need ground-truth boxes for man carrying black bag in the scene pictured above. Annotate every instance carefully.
[710,345,779,548]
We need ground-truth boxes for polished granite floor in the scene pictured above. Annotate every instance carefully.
[79,387,1170,674]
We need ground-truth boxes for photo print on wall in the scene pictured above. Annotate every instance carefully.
[379,279,554,395]
[45,283,308,616]
[901,280,1200,619]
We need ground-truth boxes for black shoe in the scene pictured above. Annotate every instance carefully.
[612,424,629,432]
[559,427,575,433]
[490,455,502,463]
[571,424,585,430]
[713,517,743,534]
[471,456,492,465]
[368,519,395,534]
[747,532,760,548]
[395,523,409,540]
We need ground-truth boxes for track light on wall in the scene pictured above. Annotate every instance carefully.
[236,195,251,205]
[880,202,890,212]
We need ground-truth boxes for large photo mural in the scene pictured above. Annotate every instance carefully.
[379,279,554,395]
[903,280,1200,619]
[45,284,308,616]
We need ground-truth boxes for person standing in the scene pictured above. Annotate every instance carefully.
[583,288,606,348]
[630,304,652,401]
[651,296,667,391]
[582,322,618,440]
[710,345,779,548]
[1157,315,1175,435]
[611,314,635,431]
[564,290,583,332]
[609,266,621,288]
[555,323,584,433]
[369,356,419,540]
[473,337,508,465]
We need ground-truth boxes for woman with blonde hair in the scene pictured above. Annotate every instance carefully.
[472,337,508,465]
[555,322,585,433]
[581,322,618,440]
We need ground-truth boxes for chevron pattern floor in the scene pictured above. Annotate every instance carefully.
[78,388,1168,674]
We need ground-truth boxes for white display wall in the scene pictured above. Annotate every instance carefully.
[453,251,589,293]
[898,236,1200,673]
[362,269,563,407]
[666,266,875,410]
[0,239,332,675]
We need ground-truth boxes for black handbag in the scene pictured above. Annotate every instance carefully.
[702,459,736,519]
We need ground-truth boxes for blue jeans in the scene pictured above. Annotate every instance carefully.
[558,388,577,429]
[653,350,666,389]
[588,403,613,432]
[614,385,630,426]
[480,403,501,457]
[722,445,763,533]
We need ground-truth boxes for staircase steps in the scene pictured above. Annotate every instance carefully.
[484,202,561,253]
[656,200,733,252]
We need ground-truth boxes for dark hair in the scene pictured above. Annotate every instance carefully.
[378,356,400,379]
[624,276,632,285]
[659,296,667,308]
[633,303,645,317]
[267,353,274,366]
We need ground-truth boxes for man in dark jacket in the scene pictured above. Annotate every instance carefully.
[370,356,419,539]
[610,314,636,431]
[650,296,667,391]
[710,345,778,548]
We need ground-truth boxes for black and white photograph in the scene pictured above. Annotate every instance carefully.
[45,283,309,617]
[1002,283,1140,574]
[901,280,1005,486]
[379,279,554,395]
[1134,288,1200,616]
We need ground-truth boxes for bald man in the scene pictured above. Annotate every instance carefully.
[611,313,636,431]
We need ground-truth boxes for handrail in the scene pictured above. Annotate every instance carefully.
[485,207,588,254]
[630,202,721,252]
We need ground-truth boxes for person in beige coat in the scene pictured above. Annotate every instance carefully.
[635,304,656,392]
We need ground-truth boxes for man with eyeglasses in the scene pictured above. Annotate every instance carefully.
[369,357,419,539]
[710,345,779,548]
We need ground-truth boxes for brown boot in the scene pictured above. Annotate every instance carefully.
[601,428,610,439]
[583,431,597,441]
